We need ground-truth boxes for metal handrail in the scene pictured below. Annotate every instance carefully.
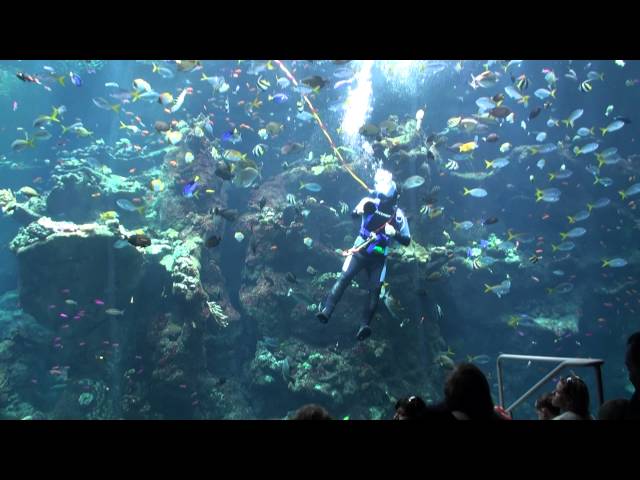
[497,354,605,416]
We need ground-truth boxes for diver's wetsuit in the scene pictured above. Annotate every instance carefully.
[317,197,410,340]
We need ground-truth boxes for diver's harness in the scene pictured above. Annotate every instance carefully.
[341,204,398,257]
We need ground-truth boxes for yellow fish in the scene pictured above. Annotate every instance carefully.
[100,211,118,221]
[447,116,462,128]
[507,315,520,328]
[459,141,478,153]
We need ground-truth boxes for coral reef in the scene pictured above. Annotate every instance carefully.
[0,291,50,420]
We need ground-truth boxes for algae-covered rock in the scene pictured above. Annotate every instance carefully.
[47,161,145,223]
[10,217,144,325]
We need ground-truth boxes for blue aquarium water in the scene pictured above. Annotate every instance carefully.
[0,60,637,419]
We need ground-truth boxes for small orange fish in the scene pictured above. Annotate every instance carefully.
[542,213,550,220]
[169,160,178,167]
[531,276,540,282]
[237,100,246,106]
[129,168,136,174]
[91,192,101,198]
[239,123,253,131]
[270,245,278,251]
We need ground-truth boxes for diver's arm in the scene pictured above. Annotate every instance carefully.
[353,197,378,216]
[393,212,411,246]
[394,229,411,246]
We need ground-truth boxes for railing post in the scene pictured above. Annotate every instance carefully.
[497,357,504,408]
[595,364,604,407]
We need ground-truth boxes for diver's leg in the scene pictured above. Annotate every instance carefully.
[356,257,387,340]
[316,253,363,324]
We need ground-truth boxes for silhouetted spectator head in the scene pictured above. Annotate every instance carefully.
[598,398,629,420]
[626,331,640,390]
[597,331,640,420]
[444,363,495,420]
[535,392,561,420]
[292,404,332,420]
[394,395,428,420]
[551,374,590,419]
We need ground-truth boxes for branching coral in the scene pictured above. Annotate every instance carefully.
[0,189,16,215]
[392,240,431,263]
[207,300,229,328]
[310,153,341,175]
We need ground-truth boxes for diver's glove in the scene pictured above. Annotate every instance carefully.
[384,224,397,237]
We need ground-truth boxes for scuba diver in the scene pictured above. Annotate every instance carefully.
[316,169,411,340]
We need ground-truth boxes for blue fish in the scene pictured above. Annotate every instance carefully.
[270,93,288,104]
[69,71,82,87]
[299,181,322,192]
[466,247,473,258]
[480,239,489,249]
[182,179,200,198]
[116,199,138,212]
[222,128,241,143]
